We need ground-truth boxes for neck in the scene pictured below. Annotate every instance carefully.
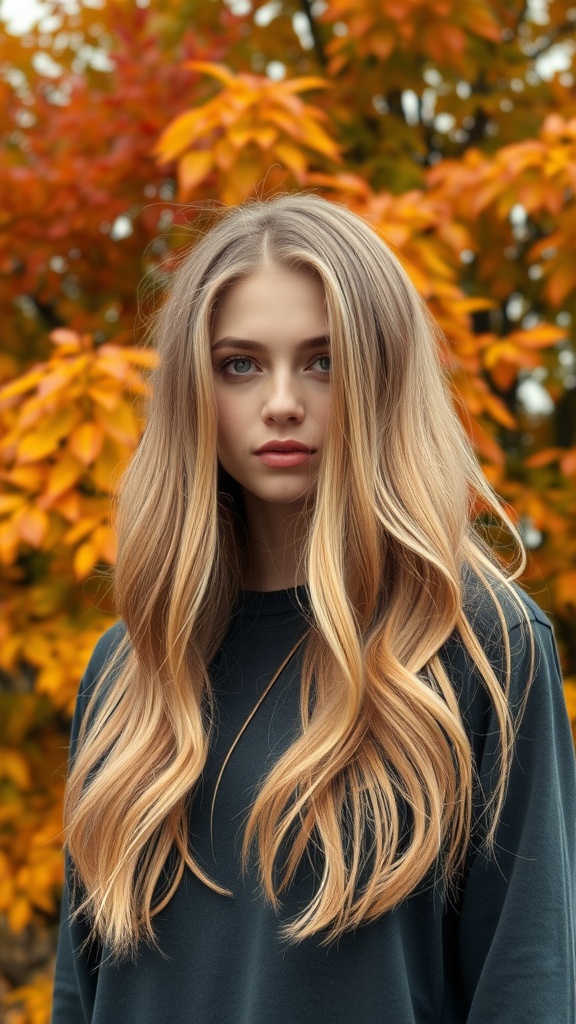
[241,493,310,591]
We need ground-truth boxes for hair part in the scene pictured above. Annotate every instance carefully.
[64,193,534,958]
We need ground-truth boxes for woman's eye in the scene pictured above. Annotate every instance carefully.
[221,357,255,376]
[312,355,331,373]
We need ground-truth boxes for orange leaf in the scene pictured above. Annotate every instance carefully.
[0,495,25,515]
[2,466,44,490]
[184,60,237,87]
[50,328,84,350]
[17,406,82,464]
[63,516,99,546]
[297,115,340,159]
[52,490,81,522]
[17,430,61,463]
[0,748,31,788]
[73,540,99,580]
[91,437,128,493]
[93,523,117,564]
[178,150,214,194]
[45,453,84,499]
[556,571,576,614]
[545,262,576,307]
[273,140,307,176]
[8,897,31,933]
[560,448,576,476]
[16,507,49,547]
[482,393,517,429]
[524,448,562,469]
[69,422,105,466]
[252,124,279,149]
[0,369,45,404]
[508,325,566,349]
[282,76,332,94]
[155,110,205,163]
[87,384,122,411]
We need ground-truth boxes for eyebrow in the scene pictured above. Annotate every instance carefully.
[211,335,330,353]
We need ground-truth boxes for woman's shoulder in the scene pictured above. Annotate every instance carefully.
[74,620,129,718]
[441,565,560,715]
[79,619,129,693]
[460,562,553,642]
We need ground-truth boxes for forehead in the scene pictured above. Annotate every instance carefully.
[212,267,327,342]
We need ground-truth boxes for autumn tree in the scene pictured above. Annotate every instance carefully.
[1,0,575,1019]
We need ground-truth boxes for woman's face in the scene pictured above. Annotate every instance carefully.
[211,266,331,512]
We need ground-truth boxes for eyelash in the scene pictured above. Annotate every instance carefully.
[217,354,331,379]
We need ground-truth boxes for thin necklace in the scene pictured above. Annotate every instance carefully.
[209,627,311,850]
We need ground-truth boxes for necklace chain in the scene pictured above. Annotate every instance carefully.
[209,627,311,849]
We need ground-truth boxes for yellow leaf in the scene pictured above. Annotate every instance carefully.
[87,384,122,411]
[45,453,84,499]
[556,571,576,614]
[8,896,31,933]
[524,448,561,469]
[49,328,84,350]
[282,76,332,94]
[63,516,99,546]
[94,401,140,447]
[36,665,66,698]
[16,506,49,547]
[297,115,340,159]
[3,465,44,490]
[545,262,576,307]
[214,135,238,171]
[508,325,566,349]
[252,124,278,149]
[17,406,82,464]
[560,448,576,476]
[93,523,117,564]
[99,345,158,370]
[155,109,205,162]
[0,494,25,515]
[178,150,214,194]
[17,430,61,463]
[69,421,105,466]
[52,490,81,522]
[482,393,517,429]
[273,140,307,176]
[0,748,32,788]
[0,368,45,404]
[73,540,99,580]
[265,108,302,136]
[184,60,237,86]
[91,436,128,493]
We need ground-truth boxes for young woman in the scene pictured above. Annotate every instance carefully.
[52,193,575,1023]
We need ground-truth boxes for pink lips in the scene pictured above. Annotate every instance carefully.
[255,440,314,454]
[254,441,316,468]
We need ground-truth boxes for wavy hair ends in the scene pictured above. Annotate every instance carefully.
[64,192,534,958]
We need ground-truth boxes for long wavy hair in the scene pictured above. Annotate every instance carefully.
[64,192,534,958]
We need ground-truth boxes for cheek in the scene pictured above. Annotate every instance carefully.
[214,391,246,452]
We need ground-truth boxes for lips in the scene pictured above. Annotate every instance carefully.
[255,440,315,453]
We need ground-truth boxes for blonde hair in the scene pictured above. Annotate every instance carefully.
[64,193,534,958]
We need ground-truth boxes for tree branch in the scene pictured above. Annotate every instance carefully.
[529,22,573,61]
[299,0,327,70]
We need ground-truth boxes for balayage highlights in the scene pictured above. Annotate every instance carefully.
[64,193,534,958]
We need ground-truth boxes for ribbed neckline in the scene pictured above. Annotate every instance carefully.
[236,583,310,618]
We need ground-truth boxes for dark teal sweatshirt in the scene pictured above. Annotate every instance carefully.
[52,579,576,1023]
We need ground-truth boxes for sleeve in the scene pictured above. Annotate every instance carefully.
[51,862,99,1024]
[51,623,127,1024]
[456,619,576,1024]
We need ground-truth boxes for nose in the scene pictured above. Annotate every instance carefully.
[261,370,305,424]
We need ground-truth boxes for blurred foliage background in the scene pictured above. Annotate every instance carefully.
[0,0,575,1019]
